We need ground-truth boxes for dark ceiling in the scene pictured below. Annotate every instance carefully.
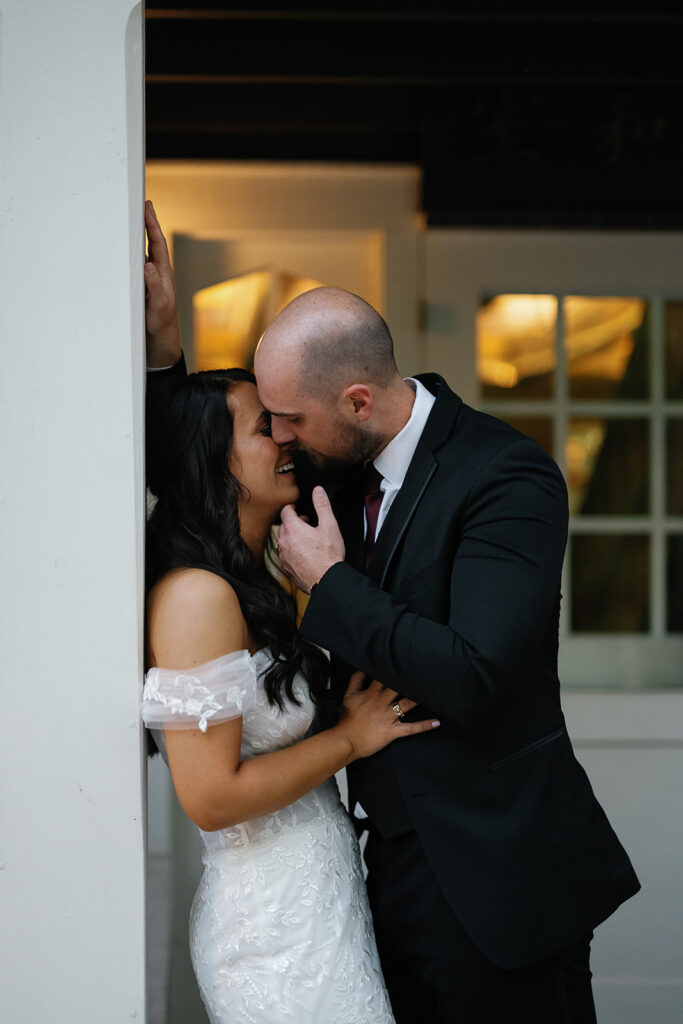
[145,3,683,228]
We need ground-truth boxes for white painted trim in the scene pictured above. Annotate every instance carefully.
[562,691,683,743]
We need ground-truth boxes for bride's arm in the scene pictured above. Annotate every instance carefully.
[165,704,352,833]
[146,568,438,833]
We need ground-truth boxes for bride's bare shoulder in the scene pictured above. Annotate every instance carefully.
[150,566,239,603]
[147,568,248,668]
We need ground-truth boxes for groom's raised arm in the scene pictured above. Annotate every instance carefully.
[144,201,187,494]
[144,200,183,369]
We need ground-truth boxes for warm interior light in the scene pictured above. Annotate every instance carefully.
[476,294,646,390]
[278,272,328,310]
[566,418,608,514]
[476,295,557,388]
[477,294,649,516]
[193,269,327,371]
[194,270,272,371]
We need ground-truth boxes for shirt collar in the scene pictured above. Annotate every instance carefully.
[374,378,435,489]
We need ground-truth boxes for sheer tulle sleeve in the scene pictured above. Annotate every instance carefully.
[141,649,257,734]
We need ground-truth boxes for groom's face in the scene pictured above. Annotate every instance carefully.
[255,363,373,471]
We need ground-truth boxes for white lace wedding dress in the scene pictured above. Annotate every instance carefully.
[142,648,395,1024]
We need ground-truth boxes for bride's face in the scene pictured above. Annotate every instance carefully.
[227,381,299,516]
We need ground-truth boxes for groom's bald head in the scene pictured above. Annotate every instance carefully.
[254,287,410,468]
[255,286,399,401]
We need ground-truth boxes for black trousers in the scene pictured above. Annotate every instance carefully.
[364,828,597,1024]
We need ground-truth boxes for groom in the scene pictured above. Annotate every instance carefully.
[144,204,639,1024]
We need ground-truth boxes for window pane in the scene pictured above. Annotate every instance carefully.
[565,297,649,400]
[477,294,556,399]
[665,300,683,400]
[667,535,683,633]
[667,419,683,516]
[572,535,649,632]
[498,417,554,456]
[568,418,649,515]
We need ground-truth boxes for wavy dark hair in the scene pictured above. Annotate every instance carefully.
[146,368,331,740]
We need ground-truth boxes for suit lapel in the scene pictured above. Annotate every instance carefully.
[369,375,463,587]
[371,449,437,586]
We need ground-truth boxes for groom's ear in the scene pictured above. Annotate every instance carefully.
[343,384,373,420]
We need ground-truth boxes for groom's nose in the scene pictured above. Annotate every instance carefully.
[271,417,298,446]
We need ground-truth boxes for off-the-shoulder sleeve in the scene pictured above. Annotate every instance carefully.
[141,649,257,734]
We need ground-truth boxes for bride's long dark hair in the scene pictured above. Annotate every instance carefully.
[146,368,330,716]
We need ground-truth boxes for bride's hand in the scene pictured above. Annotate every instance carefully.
[335,670,440,761]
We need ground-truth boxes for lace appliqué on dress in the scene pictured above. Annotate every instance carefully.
[141,649,257,733]
[191,805,394,1024]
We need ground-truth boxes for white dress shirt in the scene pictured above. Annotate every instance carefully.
[364,377,436,540]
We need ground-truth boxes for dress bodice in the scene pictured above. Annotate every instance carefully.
[239,648,315,757]
[142,648,342,855]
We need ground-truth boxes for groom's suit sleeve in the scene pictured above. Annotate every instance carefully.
[145,356,188,496]
[300,437,568,728]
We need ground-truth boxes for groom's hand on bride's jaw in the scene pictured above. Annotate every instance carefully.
[278,486,345,594]
[144,200,182,368]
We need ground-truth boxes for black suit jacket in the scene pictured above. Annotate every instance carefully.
[300,373,640,969]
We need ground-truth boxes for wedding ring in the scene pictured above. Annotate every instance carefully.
[392,702,405,722]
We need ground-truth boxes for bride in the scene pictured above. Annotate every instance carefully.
[141,205,439,1023]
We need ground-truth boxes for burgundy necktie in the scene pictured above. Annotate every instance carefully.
[363,462,384,568]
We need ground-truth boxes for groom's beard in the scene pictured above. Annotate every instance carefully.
[298,419,383,472]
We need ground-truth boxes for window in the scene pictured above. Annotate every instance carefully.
[477,294,683,688]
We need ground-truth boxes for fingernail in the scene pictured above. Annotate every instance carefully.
[431,720,440,728]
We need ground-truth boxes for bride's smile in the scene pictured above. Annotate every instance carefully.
[227,381,300,541]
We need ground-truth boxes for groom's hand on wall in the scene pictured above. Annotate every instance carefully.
[278,487,345,593]
[144,200,182,367]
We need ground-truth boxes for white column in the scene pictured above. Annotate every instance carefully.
[0,3,146,1022]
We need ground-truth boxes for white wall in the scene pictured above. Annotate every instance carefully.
[564,695,683,1022]
[0,2,146,1021]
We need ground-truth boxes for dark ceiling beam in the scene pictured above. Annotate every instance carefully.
[145,16,683,82]
[145,2,683,23]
